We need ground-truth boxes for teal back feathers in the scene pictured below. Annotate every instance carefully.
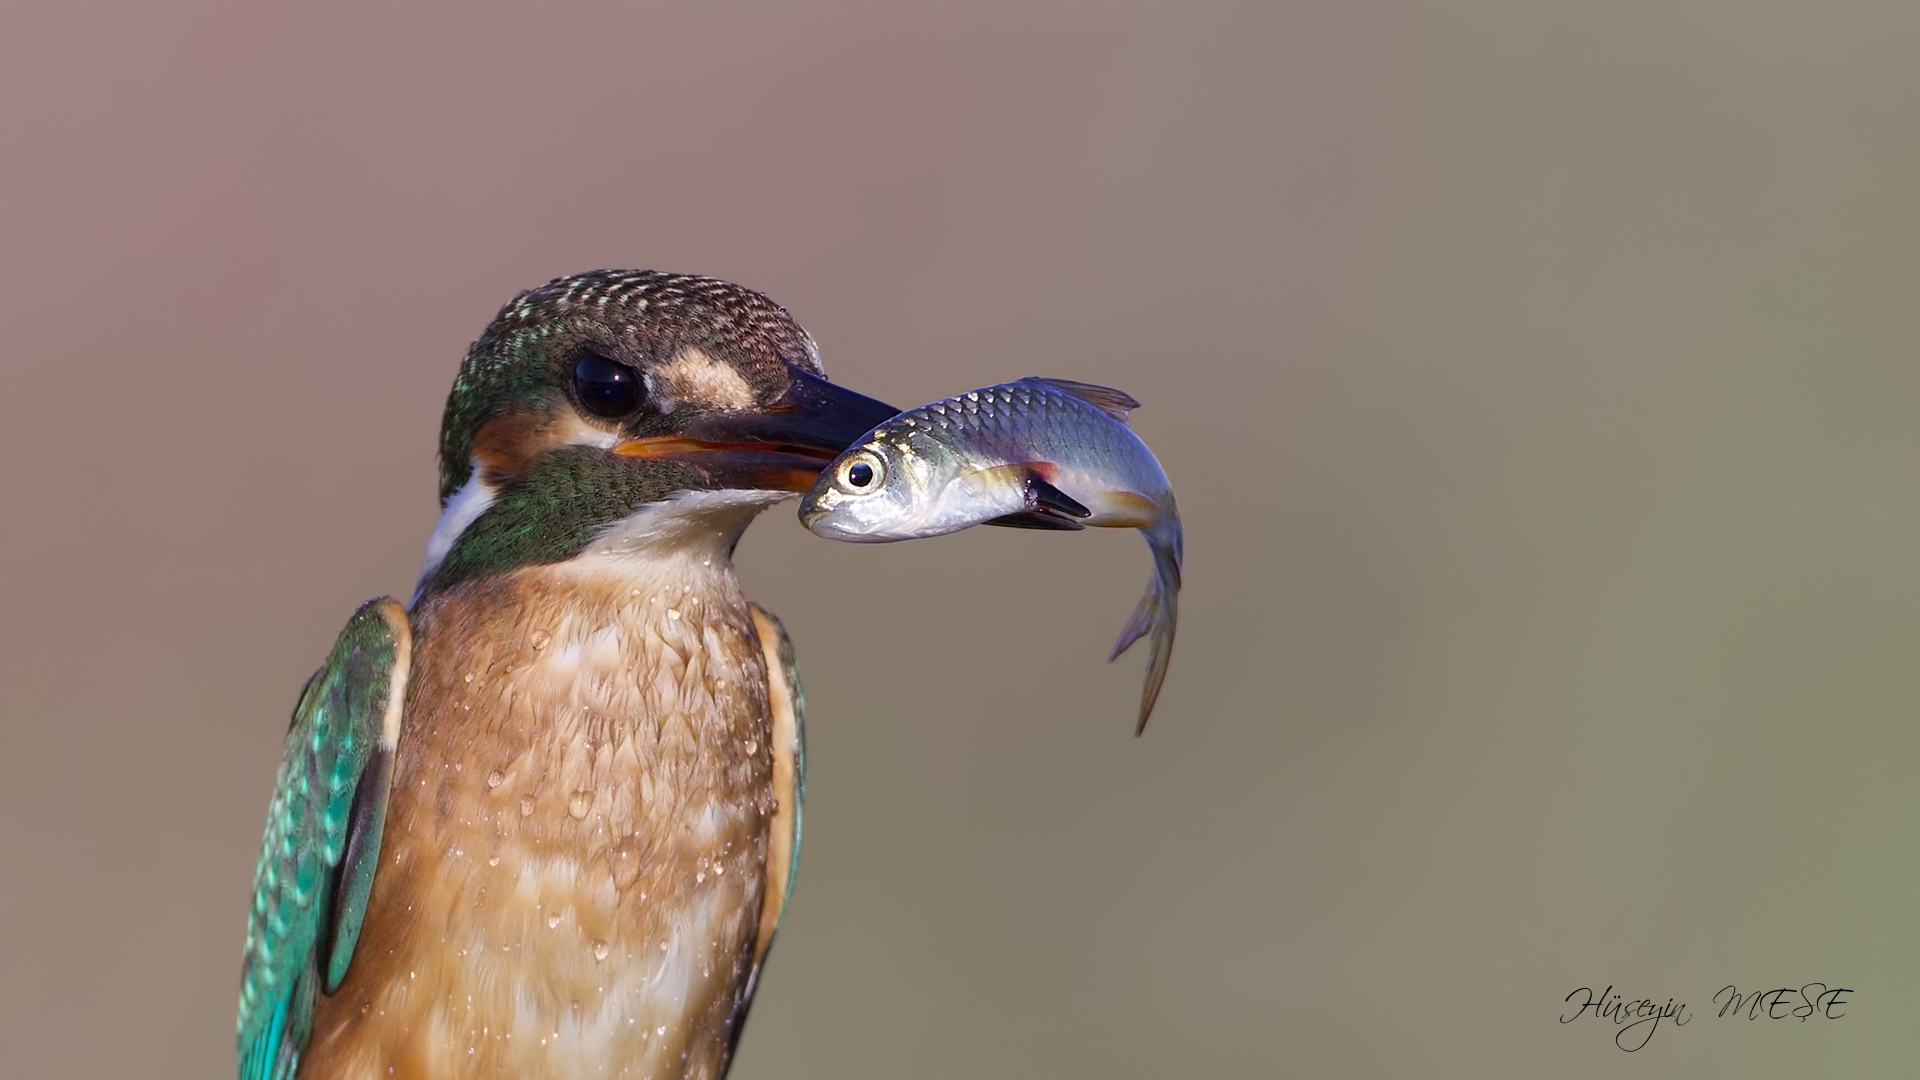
[237,599,411,1080]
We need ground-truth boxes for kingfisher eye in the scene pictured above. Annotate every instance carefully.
[572,351,645,418]
[837,452,884,492]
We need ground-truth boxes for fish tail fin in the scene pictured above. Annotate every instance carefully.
[1110,518,1183,735]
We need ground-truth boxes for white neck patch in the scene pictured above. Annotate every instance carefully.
[416,469,499,596]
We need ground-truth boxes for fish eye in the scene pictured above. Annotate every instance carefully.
[837,452,884,493]
[572,350,646,418]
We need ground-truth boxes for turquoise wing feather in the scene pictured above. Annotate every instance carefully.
[237,598,411,1080]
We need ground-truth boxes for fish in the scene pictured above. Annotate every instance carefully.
[799,377,1182,733]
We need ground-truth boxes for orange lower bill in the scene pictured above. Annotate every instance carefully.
[613,436,834,493]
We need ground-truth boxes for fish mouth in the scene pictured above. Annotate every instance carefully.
[795,499,840,534]
[796,484,919,543]
[797,506,894,542]
[615,365,897,493]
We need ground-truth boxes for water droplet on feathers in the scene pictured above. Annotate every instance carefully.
[530,629,551,650]
[486,769,504,788]
[593,941,610,961]
[568,791,592,818]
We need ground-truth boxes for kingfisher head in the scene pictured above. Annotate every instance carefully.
[414,270,897,600]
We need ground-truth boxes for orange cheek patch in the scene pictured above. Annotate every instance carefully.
[470,409,556,486]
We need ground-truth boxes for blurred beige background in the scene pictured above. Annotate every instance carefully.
[2,2,1915,1076]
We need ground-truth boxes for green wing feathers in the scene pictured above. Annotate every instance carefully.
[237,598,411,1080]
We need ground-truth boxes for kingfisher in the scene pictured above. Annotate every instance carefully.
[237,270,900,1080]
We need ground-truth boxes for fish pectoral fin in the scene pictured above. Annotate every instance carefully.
[1021,468,1093,520]
[965,463,1091,528]
[1030,377,1141,423]
[986,510,1088,531]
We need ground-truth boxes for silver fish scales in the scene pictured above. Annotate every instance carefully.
[800,377,1182,732]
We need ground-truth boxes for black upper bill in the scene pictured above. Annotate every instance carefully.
[615,364,899,492]
[687,365,899,459]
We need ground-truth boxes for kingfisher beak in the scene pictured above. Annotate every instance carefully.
[614,365,898,492]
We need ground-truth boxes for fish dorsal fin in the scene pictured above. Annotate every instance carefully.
[1032,377,1141,423]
